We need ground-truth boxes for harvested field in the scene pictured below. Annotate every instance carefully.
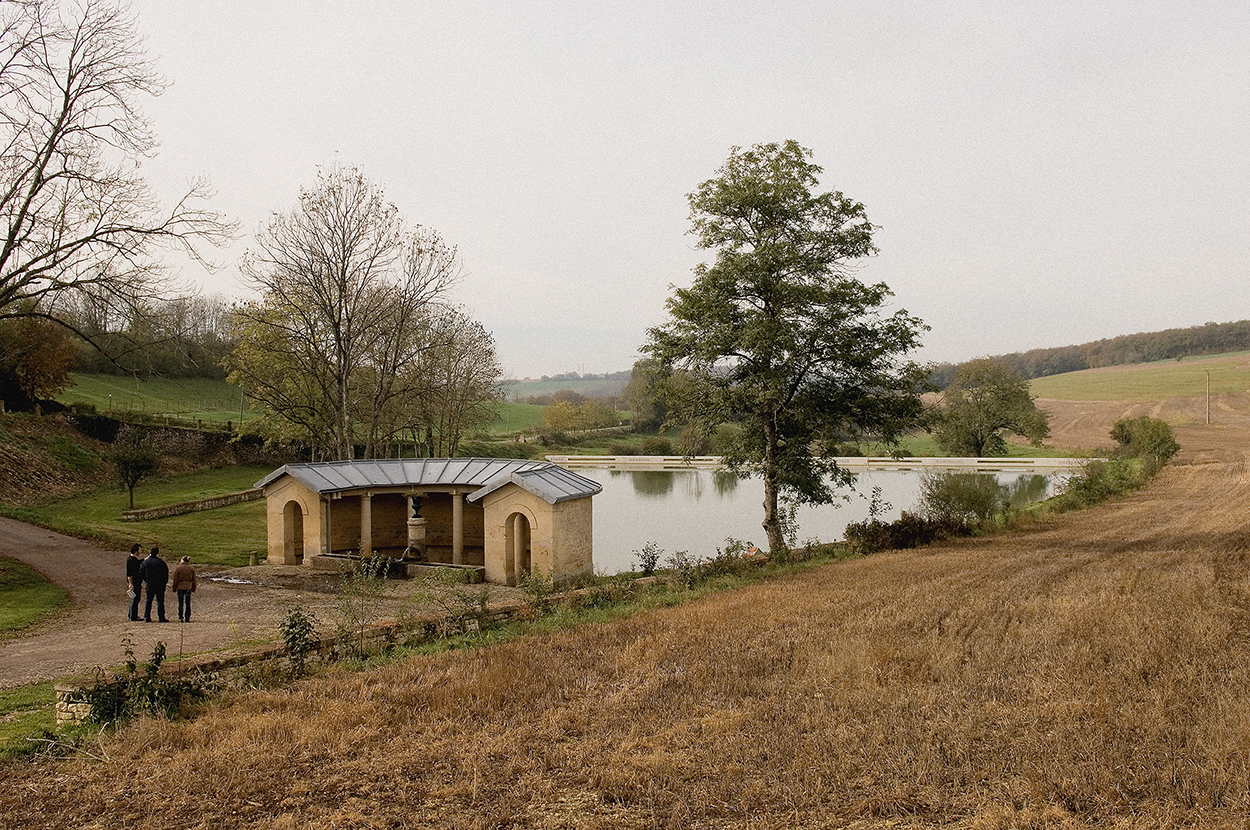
[5,399,1250,828]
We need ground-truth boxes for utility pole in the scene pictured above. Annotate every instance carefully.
[1205,369,1210,425]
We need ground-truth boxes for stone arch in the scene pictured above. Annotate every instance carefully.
[503,510,533,586]
[283,499,305,564]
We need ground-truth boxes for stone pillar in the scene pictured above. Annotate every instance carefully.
[322,499,332,556]
[452,491,464,565]
[405,494,427,561]
[360,492,373,555]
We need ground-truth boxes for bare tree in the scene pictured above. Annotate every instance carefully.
[412,309,504,457]
[227,167,468,460]
[0,0,231,342]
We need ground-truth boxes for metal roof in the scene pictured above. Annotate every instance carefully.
[255,458,602,505]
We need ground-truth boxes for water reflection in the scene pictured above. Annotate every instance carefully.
[583,467,1055,575]
[611,469,744,499]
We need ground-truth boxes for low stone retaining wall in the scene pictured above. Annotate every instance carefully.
[122,488,264,521]
[54,600,534,725]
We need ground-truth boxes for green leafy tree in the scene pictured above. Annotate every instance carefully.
[111,429,161,509]
[646,140,929,554]
[623,358,669,433]
[0,308,76,408]
[933,358,1050,457]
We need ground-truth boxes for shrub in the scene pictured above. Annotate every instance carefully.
[639,436,673,455]
[633,541,662,575]
[71,639,213,725]
[1111,415,1180,476]
[919,471,1002,527]
[607,440,639,456]
[278,605,319,679]
[1052,458,1142,511]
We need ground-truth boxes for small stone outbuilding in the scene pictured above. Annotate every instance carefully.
[255,458,602,585]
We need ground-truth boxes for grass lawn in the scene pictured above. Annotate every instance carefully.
[0,556,69,635]
[11,466,271,568]
[490,401,546,433]
[0,681,57,759]
[59,373,258,424]
[1030,351,1250,401]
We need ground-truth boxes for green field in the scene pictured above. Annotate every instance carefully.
[1029,352,1250,401]
[59,373,258,424]
[505,377,628,399]
[59,374,551,435]
[491,401,545,433]
[10,466,272,567]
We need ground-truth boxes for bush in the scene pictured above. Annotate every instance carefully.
[71,639,213,725]
[633,541,662,575]
[278,605,319,679]
[843,511,968,555]
[639,436,673,455]
[1111,415,1180,476]
[1052,458,1142,511]
[919,471,1002,527]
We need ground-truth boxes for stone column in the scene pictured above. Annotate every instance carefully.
[452,491,464,565]
[405,494,427,561]
[360,492,373,556]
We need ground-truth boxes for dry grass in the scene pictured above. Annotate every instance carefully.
[6,444,1250,827]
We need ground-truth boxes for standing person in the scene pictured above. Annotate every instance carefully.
[172,556,197,623]
[139,546,169,623]
[125,544,143,621]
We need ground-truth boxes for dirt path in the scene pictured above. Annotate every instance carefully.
[0,519,351,688]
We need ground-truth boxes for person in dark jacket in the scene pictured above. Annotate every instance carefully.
[139,546,170,622]
[125,543,143,621]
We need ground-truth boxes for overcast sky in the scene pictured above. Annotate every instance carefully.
[129,1,1250,379]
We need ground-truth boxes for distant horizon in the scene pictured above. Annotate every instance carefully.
[516,315,1250,381]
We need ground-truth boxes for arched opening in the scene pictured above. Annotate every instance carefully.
[283,500,305,564]
[503,511,531,586]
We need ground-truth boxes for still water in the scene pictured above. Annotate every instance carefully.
[579,467,1054,575]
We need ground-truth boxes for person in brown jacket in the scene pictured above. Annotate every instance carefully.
[172,555,197,623]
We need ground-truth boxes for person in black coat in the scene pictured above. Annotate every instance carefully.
[139,546,170,622]
[125,543,143,621]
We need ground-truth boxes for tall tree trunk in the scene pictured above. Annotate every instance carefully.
[761,416,786,554]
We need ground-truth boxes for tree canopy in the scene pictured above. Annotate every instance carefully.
[0,0,231,350]
[226,167,501,460]
[646,140,929,553]
[933,358,1050,457]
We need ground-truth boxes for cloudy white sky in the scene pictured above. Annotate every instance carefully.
[129,1,1250,379]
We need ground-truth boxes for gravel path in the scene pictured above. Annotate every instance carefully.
[0,520,347,688]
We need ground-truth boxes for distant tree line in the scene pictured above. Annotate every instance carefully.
[929,320,1250,388]
[537,370,631,383]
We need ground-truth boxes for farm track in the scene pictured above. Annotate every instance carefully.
[3,395,1250,827]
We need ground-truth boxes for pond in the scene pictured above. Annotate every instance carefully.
[577,465,1061,575]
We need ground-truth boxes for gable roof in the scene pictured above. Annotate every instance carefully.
[255,458,602,505]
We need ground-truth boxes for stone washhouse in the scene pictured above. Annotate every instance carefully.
[255,458,602,585]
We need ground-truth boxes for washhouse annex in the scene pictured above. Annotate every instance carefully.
[255,458,602,585]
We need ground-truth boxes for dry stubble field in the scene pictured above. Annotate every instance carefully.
[4,392,1250,829]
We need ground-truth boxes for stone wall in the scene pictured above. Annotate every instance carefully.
[122,488,264,521]
[54,600,533,725]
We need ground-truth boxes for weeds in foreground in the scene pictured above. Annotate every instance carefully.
[278,605,319,679]
[408,568,497,639]
[335,552,389,658]
[69,638,214,726]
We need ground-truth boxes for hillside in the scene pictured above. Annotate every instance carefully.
[931,319,1250,386]
[0,415,114,505]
